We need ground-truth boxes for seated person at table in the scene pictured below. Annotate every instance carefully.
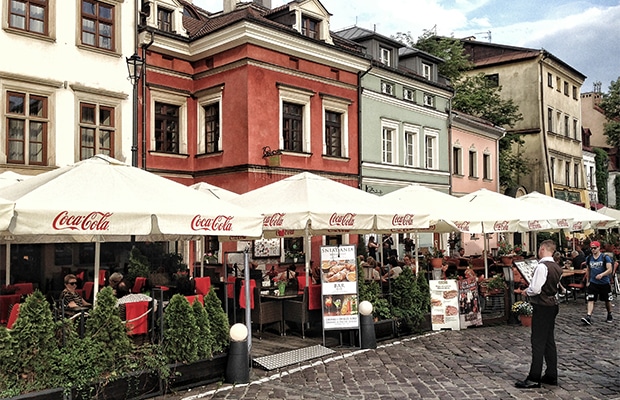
[383,257,402,280]
[402,255,415,271]
[311,263,321,285]
[571,250,586,269]
[109,272,129,298]
[276,264,297,282]
[457,248,469,266]
[60,274,91,311]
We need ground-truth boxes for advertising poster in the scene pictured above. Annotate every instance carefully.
[320,245,359,330]
[429,280,460,331]
[458,277,483,328]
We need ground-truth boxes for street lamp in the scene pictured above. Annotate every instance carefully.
[126,53,144,167]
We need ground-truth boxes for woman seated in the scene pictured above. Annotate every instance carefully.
[60,274,90,313]
[108,272,130,298]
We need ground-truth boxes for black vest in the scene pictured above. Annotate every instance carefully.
[529,260,562,307]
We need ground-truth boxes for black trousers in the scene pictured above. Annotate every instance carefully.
[527,303,559,381]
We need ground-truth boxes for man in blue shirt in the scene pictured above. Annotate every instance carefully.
[581,241,613,325]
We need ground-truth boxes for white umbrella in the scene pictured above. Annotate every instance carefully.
[0,155,263,295]
[517,192,616,232]
[0,171,30,188]
[190,181,240,201]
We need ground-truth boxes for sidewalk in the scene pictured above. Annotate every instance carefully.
[157,298,619,400]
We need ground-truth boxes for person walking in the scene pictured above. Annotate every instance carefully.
[515,239,562,389]
[581,241,613,325]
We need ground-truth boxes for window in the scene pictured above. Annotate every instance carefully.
[278,84,312,153]
[574,163,579,188]
[468,150,477,178]
[403,88,415,102]
[154,102,179,153]
[380,47,391,66]
[381,81,394,96]
[422,63,431,79]
[485,73,499,87]
[547,72,553,88]
[550,157,555,183]
[6,91,48,165]
[565,162,570,186]
[452,146,462,175]
[404,126,418,167]
[204,102,220,154]
[423,93,434,107]
[324,111,342,157]
[589,166,594,189]
[547,108,553,132]
[382,127,394,164]
[573,119,578,140]
[564,81,569,96]
[556,111,561,134]
[564,115,570,137]
[556,77,561,92]
[81,0,114,50]
[483,153,491,180]
[301,15,319,39]
[157,7,173,32]
[9,0,47,34]
[79,102,114,160]
[573,85,578,100]
[424,131,438,169]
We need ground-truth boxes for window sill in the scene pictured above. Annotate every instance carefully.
[148,151,189,159]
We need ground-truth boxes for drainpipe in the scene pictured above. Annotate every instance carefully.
[357,66,372,189]
[141,29,155,170]
[447,98,453,195]
[539,52,554,197]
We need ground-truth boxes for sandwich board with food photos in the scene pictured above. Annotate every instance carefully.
[458,277,483,328]
[320,245,359,331]
[430,280,460,331]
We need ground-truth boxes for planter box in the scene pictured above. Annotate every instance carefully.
[11,388,65,400]
[374,319,395,340]
[72,370,162,400]
[167,352,228,391]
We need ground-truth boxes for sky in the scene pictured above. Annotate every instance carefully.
[193,0,620,93]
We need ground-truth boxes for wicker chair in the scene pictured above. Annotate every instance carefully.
[247,286,282,338]
[282,284,322,338]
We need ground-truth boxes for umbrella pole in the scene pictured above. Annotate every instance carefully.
[305,226,310,287]
[483,228,488,278]
[200,236,205,277]
[93,239,101,306]
[243,249,252,353]
[414,231,419,275]
[5,243,10,286]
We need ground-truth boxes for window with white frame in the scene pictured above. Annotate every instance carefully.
[381,81,394,96]
[452,146,462,175]
[403,88,415,102]
[149,90,188,155]
[468,150,477,178]
[301,15,319,39]
[422,63,431,79]
[380,47,391,66]
[157,6,173,32]
[5,89,50,165]
[404,125,419,167]
[197,87,223,155]
[79,102,115,160]
[483,153,491,180]
[322,96,350,158]
[423,93,434,107]
[381,120,398,164]
[424,130,438,169]
[278,85,313,153]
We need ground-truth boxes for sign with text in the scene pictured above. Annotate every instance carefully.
[458,277,483,328]
[430,280,460,331]
[320,245,359,330]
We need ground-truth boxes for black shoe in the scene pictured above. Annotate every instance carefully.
[515,379,541,389]
[581,315,592,325]
[541,375,558,386]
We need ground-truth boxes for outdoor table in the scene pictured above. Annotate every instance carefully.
[261,293,302,336]
[0,294,21,324]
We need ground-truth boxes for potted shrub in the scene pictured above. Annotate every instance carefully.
[497,240,515,265]
[357,261,393,338]
[511,300,533,327]
[426,247,446,269]
[480,274,507,296]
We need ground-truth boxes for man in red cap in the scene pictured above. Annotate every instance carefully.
[581,241,613,325]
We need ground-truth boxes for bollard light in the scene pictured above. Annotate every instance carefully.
[359,300,373,316]
[230,323,248,342]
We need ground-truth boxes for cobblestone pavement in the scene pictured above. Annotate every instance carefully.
[156,299,619,400]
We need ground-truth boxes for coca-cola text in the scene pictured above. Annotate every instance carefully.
[52,211,112,231]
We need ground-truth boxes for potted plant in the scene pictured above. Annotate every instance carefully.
[481,274,506,296]
[427,247,446,269]
[511,300,533,326]
[497,240,515,264]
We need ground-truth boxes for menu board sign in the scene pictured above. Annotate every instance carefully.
[458,277,482,328]
[320,245,359,330]
[514,259,538,284]
[430,280,460,331]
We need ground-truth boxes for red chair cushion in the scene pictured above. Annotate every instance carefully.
[185,295,204,305]
[82,281,94,302]
[7,303,20,329]
[132,277,147,294]
[308,284,322,310]
[227,276,236,299]
[194,277,211,295]
[125,301,149,335]
[13,283,33,296]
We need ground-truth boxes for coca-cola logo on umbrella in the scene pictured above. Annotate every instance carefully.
[329,213,356,226]
[455,221,470,231]
[557,219,569,228]
[191,215,233,231]
[528,220,542,230]
[52,211,112,231]
[391,214,416,226]
[493,220,510,231]
[263,213,285,227]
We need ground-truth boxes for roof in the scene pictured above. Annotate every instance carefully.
[335,26,403,48]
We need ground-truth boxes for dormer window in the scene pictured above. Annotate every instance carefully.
[380,47,391,66]
[423,93,434,107]
[381,81,394,96]
[403,88,415,102]
[422,63,431,79]
[302,15,319,39]
[158,7,173,32]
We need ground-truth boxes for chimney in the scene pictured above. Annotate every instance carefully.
[254,0,272,8]
[223,0,240,13]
